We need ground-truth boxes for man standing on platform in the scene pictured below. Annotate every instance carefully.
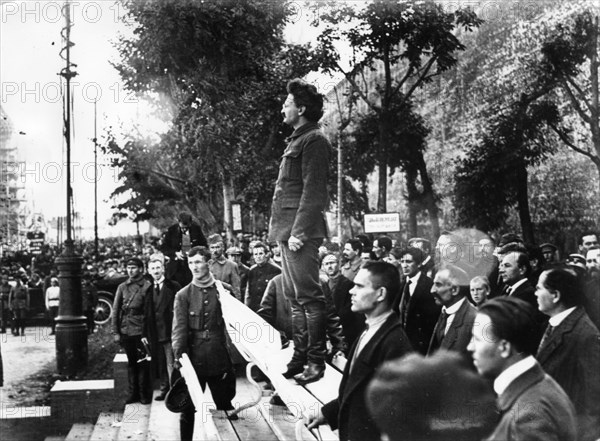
[147,253,181,401]
[269,78,331,385]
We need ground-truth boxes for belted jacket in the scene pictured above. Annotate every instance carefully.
[111,275,152,337]
[268,122,331,242]
[172,283,232,376]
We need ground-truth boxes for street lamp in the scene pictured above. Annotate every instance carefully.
[55,0,87,376]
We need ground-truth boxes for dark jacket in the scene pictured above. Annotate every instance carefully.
[149,278,181,343]
[268,122,331,242]
[321,313,413,441]
[393,273,439,355]
[325,274,365,348]
[160,222,207,259]
[510,279,548,347]
[244,262,281,312]
[488,362,577,441]
[428,297,477,357]
[172,283,232,376]
[257,274,292,339]
[536,307,600,441]
[111,276,152,337]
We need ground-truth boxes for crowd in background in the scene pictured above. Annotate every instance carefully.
[1,221,599,440]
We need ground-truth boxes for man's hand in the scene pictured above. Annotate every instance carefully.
[141,337,149,346]
[175,251,185,260]
[288,236,304,252]
[307,410,327,430]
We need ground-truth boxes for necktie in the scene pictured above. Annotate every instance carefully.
[537,325,554,354]
[435,310,448,346]
[399,280,411,327]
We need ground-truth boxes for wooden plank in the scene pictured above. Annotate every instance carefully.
[256,396,316,441]
[117,402,151,441]
[210,410,238,440]
[146,390,182,441]
[227,376,278,441]
[64,422,94,441]
[88,412,123,441]
[302,365,342,405]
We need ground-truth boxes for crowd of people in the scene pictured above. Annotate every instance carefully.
[2,77,599,441]
[106,208,600,441]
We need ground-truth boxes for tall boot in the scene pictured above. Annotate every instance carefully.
[294,301,327,385]
[138,361,152,404]
[125,366,140,404]
[283,301,307,378]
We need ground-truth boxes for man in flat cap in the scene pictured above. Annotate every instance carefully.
[112,257,153,405]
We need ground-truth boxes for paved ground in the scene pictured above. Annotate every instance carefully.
[1,325,57,409]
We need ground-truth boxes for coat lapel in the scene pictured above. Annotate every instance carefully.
[340,314,399,403]
[497,363,545,412]
[536,307,583,364]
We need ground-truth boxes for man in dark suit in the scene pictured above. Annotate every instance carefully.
[468,297,577,441]
[160,212,207,286]
[147,253,181,401]
[307,261,413,441]
[427,265,476,358]
[535,268,600,441]
[393,247,439,355]
[268,79,331,385]
[244,242,280,312]
[499,250,547,345]
[322,252,365,349]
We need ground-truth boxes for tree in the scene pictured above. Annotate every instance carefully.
[454,97,559,243]
[315,0,482,238]
[107,1,318,235]
[538,10,600,194]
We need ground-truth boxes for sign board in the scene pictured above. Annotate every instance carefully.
[364,213,401,233]
[231,202,243,232]
[27,231,45,254]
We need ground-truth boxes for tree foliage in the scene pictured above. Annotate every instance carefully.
[314,0,482,238]
[106,0,318,232]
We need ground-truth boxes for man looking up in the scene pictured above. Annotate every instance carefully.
[268,78,331,385]
[208,234,241,300]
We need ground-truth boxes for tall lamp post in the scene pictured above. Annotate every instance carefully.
[55,0,87,376]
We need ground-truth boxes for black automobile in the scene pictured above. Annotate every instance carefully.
[92,273,128,325]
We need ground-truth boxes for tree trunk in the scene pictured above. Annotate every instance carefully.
[416,154,440,240]
[377,158,388,213]
[405,168,418,238]
[515,162,535,244]
[222,174,235,242]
